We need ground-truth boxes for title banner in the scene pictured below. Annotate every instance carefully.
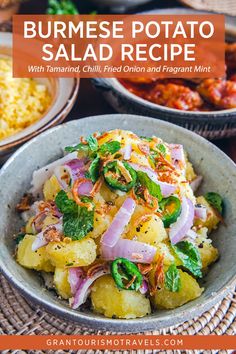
[13,14,225,78]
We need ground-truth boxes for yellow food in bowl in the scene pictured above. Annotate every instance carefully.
[15,129,223,319]
[0,56,52,141]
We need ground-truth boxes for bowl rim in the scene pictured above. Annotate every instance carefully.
[93,77,236,123]
[0,32,80,151]
[0,114,236,332]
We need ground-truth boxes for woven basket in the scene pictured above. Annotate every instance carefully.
[179,0,236,16]
[0,274,235,354]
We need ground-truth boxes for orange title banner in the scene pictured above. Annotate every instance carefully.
[13,14,225,78]
[0,335,235,350]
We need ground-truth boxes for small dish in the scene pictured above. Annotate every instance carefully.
[91,8,236,139]
[0,114,235,332]
[0,32,79,163]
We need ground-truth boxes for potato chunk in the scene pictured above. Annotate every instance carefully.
[154,241,180,266]
[195,196,221,232]
[195,229,219,269]
[199,242,218,269]
[54,268,71,299]
[127,213,167,246]
[91,275,151,319]
[185,160,197,182]
[87,211,111,239]
[17,234,54,272]
[45,238,96,268]
[152,270,203,309]
[43,175,61,201]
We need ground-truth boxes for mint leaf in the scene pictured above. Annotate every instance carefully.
[205,192,223,214]
[137,171,162,201]
[55,192,94,240]
[140,136,152,142]
[63,201,94,240]
[65,143,89,154]
[55,190,77,214]
[87,135,98,152]
[157,143,166,155]
[165,264,181,292]
[172,241,202,278]
[15,233,26,244]
[99,141,121,156]
[89,155,100,183]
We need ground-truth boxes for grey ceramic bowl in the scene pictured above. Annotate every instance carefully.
[91,8,236,139]
[0,114,236,333]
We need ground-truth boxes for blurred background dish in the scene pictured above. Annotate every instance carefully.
[179,0,236,17]
[0,32,79,163]
[92,8,236,139]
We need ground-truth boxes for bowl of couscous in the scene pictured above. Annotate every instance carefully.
[0,32,80,163]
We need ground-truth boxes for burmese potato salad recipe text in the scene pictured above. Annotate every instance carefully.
[24,19,214,62]
[13,15,225,78]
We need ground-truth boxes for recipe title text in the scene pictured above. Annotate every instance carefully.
[13,15,225,78]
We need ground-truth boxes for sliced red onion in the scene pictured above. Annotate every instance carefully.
[101,239,156,264]
[30,152,77,195]
[190,175,203,192]
[68,267,84,295]
[169,197,194,245]
[66,158,86,172]
[72,269,110,309]
[101,197,136,248]
[52,206,63,218]
[139,279,148,294]
[129,163,176,197]
[194,204,207,221]
[31,222,63,251]
[169,144,185,169]
[54,159,87,191]
[65,159,87,181]
[31,230,48,251]
[121,144,132,160]
[78,180,93,196]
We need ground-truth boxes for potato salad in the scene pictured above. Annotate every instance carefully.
[15,129,223,319]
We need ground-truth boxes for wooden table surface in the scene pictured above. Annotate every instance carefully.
[14,0,236,163]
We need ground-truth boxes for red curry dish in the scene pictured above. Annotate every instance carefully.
[119,43,236,112]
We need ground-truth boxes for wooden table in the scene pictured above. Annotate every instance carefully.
[15,0,236,163]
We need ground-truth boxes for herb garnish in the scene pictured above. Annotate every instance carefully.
[172,241,202,278]
[205,192,224,214]
[165,264,181,292]
[55,190,94,240]
[15,233,26,244]
[136,171,162,201]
